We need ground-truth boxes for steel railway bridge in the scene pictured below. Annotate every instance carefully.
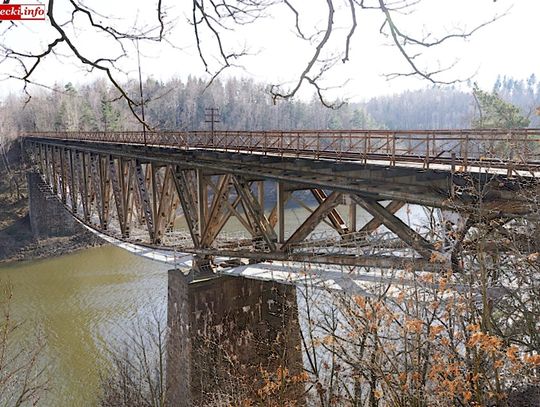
[23,129,540,276]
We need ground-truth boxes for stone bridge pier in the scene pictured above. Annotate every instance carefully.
[27,171,80,239]
[167,271,305,406]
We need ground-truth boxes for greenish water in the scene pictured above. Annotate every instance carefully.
[0,246,168,406]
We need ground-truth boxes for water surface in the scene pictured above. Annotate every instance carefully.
[0,245,168,406]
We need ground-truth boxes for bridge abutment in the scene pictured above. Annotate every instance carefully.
[27,171,80,239]
[166,271,305,406]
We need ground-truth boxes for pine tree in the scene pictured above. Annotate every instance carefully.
[472,84,530,129]
[100,96,121,131]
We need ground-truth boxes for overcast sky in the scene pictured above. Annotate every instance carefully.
[1,0,538,101]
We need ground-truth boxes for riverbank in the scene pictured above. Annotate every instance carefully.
[0,140,104,264]
[0,227,103,264]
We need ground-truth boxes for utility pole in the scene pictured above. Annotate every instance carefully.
[204,107,220,145]
[136,39,147,146]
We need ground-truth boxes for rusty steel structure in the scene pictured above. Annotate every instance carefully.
[23,129,540,273]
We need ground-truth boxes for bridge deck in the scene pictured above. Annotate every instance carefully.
[25,129,540,172]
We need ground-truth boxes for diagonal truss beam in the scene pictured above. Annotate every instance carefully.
[68,149,77,213]
[351,195,435,259]
[311,188,349,236]
[172,167,200,248]
[89,154,105,229]
[122,159,135,237]
[110,155,128,237]
[135,160,155,242]
[202,176,259,245]
[200,174,231,247]
[154,166,179,243]
[360,200,405,234]
[233,176,277,251]
[78,152,91,222]
[217,194,253,235]
[283,191,343,249]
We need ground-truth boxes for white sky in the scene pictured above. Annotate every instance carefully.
[0,0,538,101]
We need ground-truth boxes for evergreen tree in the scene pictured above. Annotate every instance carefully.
[472,84,530,129]
[100,96,121,131]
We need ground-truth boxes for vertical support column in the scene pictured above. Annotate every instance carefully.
[277,181,285,244]
[99,155,111,229]
[196,169,207,240]
[348,195,357,232]
[122,159,135,237]
[109,155,127,237]
[135,160,155,242]
[60,147,68,204]
[69,149,77,213]
[38,143,44,174]
[257,180,265,211]
[51,146,58,194]
[90,153,105,229]
[78,151,91,222]
[44,144,51,185]
[167,272,304,407]
[150,163,159,225]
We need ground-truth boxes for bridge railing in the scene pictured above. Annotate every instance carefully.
[24,129,540,171]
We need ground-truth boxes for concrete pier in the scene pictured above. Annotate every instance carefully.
[167,271,305,406]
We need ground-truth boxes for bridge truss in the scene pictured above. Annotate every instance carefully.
[23,130,540,273]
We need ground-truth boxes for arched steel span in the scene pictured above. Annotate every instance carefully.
[23,129,540,274]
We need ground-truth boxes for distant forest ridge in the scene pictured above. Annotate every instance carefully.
[1,74,539,134]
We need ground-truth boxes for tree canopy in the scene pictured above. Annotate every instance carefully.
[472,84,530,129]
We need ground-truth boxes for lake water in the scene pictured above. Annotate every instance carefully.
[0,246,169,406]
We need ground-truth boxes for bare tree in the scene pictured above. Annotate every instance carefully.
[0,0,503,118]
[98,311,168,407]
[0,283,48,406]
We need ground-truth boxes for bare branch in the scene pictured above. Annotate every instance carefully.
[283,0,308,40]
[270,0,335,104]
[377,0,505,84]
[342,0,357,63]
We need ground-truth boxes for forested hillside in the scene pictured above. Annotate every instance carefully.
[365,87,474,129]
[0,75,538,134]
[365,75,540,129]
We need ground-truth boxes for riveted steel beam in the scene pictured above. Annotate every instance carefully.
[360,200,405,234]
[154,166,178,243]
[232,175,277,251]
[352,195,436,259]
[200,174,231,247]
[110,155,128,237]
[135,160,155,242]
[172,167,200,248]
[311,188,349,236]
[68,149,77,213]
[59,147,67,204]
[283,191,343,249]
